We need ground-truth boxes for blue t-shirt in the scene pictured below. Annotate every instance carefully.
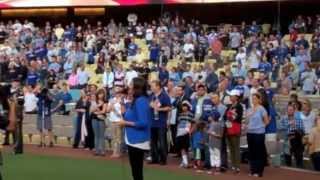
[128,43,138,56]
[247,106,268,134]
[151,91,171,128]
[27,72,38,86]
[258,62,272,73]
[57,92,72,104]
[34,47,47,59]
[192,131,204,149]
[149,45,160,61]
[159,69,169,83]
[48,62,61,73]
[26,50,35,61]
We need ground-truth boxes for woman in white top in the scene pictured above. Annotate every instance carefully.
[301,98,316,135]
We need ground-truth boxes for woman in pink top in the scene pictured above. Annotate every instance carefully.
[68,68,79,89]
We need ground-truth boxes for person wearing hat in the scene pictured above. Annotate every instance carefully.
[223,89,243,174]
[102,65,114,93]
[176,100,194,168]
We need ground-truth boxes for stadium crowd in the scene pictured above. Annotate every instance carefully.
[0,13,320,177]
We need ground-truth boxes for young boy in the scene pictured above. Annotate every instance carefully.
[207,112,223,174]
[192,122,206,172]
[176,101,194,168]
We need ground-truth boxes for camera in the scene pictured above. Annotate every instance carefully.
[10,88,25,106]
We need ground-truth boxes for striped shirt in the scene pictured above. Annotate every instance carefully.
[279,113,304,135]
[177,111,194,137]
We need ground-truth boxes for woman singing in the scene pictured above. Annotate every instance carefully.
[117,77,151,180]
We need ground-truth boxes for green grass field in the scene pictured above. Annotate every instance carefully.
[2,153,209,180]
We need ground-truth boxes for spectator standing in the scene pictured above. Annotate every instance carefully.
[308,114,320,171]
[300,63,317,95]
[229,27,242,51]
[91,89,108,156]
[150,80,171,165]
[279,104,305,168]
[246,93,269,177]
[68,68,79,89]
[73,91,91,149]
[176,101,193,168]
[36,88,54,148]
[108,86,125,158]
[102,65,114,92]
[24,86,38,114]
[77,65,90,89]
[224,89,243,173]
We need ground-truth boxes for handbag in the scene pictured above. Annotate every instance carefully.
[225,109,241,136]
[226,121,241,136]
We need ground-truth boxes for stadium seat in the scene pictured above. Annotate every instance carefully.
[69,89,81,102]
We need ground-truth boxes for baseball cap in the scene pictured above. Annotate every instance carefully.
[227,89,241,97]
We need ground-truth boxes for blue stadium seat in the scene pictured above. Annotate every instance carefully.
[69,89,81,102]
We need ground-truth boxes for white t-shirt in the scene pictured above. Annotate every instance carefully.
[247,50,261,69]
[229,32,241,48]
[183,43,194,58]
[108,97,122,122]
[125,70,138,86]
[236,52,247,66]
[145,28,153,41]
[24,92,38,113]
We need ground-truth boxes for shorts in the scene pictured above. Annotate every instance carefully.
[176,134,190,151]
[193,148,205,161]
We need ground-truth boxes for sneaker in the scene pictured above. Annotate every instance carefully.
[179,163,184,168]
[235,168,240,174]
[146,156,152,161]
[196,169,204,173]
[252,173,260,177]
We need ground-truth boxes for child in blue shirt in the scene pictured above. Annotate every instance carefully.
[192,122,206,171]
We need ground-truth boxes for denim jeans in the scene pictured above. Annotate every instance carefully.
[151,127,167,164]
[92,119,106,154]
[73,115,83,148]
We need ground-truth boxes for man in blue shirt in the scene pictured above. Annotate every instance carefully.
[48,56,61,74]
[127,38,138,61]
[27,68,39,87]
[158,65,169,87]
[149,80,171,165]
[149,41,160,64]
